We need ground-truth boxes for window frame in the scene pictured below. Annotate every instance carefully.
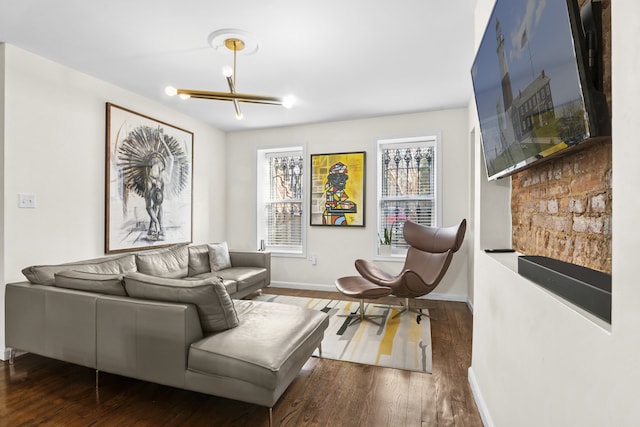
[256,146,306,257]
[376,135,442,259]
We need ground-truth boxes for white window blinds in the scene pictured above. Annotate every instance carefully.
[257,147,304,254]
[377,136,439,254]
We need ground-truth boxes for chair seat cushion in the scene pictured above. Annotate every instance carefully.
[188,300,329,391]
[335,276,392,299]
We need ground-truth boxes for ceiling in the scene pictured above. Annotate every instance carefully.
[0,0,477,132]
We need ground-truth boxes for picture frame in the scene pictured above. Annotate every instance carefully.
[105,103,194,253]
[310,151,366,226]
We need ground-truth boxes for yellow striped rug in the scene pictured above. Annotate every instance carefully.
[254,294,432,373]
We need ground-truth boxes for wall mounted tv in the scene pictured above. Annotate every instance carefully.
[471,0,610,180]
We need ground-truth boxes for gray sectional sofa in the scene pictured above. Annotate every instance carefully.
[4,243,329,426]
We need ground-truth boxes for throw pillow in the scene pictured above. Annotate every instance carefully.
[123,272,239,332]
[208,242,232,271]
[135,244,189,278]
[54,270,127,296]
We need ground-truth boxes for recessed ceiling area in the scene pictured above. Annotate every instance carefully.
[0,0,476,132]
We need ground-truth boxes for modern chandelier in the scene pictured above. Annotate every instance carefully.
[165,31,293,120]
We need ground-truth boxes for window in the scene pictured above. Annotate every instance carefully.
[377,136,440,256]
[257,147,305,255]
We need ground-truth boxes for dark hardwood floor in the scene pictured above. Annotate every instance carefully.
[0,288,482,426]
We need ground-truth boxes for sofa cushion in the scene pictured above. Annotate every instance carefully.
[22,254,137,286]
[188,300,329,390]
[54,270,127,296]
[208,242,232,271]
[135,244,188,278]
[216,267,268,291]
[188,244,210,276]
[123,272,239,332]
[190,272,238,295]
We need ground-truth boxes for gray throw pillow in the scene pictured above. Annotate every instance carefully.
[208,242,232,271]
[124,272,239,332]
[54,270,127,296]
[135,244,189,278]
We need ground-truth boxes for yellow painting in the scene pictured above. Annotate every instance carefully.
[310,152,366,226]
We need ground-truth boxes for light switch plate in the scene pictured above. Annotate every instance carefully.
[18,193,36,208]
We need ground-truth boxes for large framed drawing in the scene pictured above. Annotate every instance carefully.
[106,103,193,253]
[310,151,365,226]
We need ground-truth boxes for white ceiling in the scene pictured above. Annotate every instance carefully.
[0,0,477,132]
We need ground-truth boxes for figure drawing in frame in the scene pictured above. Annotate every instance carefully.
[106,103,193,253]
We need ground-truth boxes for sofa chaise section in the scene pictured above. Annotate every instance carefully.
[186,300,328,408]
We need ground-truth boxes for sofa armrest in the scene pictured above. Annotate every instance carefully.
[6,281,99,369]
[96,296,203,388]
[229,251,271,270]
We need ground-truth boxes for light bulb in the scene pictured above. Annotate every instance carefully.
[222,66,233,78]
[179,93,191,100]
[165,86,177,96]
[235,111,244,120]
[282,95,295,109]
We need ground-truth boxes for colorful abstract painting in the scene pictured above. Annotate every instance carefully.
[310,151,366,226]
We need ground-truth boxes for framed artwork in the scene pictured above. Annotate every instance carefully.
[105,103,193,253]
[310,151,366,226]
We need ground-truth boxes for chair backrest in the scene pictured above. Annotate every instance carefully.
[403,219,466,254]
[396,219,467,297]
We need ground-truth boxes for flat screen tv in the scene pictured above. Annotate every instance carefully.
[471,0,609,180]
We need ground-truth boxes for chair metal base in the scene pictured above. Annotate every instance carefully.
[338,299,386,326]
[392,298,436,324]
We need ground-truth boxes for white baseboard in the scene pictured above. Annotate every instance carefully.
[421,292,468,303]
[2,348,10,362]
[269,281,468,303]
[269,281,335,292]
[466,298,475,314]
[468,366,494,427]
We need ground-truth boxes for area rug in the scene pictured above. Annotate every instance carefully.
[254,294,432,373]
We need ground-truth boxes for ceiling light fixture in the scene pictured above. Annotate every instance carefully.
[165,32,293,120]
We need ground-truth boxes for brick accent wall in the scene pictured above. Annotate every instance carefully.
[510,0,612,273]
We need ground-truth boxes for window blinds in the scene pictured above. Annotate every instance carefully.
[258,149,304,253]
[378,138,437,251]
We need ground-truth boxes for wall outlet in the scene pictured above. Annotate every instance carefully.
[310,254,317,265]
[18,193,36,208]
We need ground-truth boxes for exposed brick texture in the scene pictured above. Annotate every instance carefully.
[510,0,611,273]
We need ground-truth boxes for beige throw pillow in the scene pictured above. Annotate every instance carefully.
[208,242,232,271]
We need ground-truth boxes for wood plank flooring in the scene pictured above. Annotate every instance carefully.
[0,288,482,426]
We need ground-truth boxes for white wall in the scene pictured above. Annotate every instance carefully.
[227,109,471,299]
[469,1,640,426]
[0,44,226,356]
